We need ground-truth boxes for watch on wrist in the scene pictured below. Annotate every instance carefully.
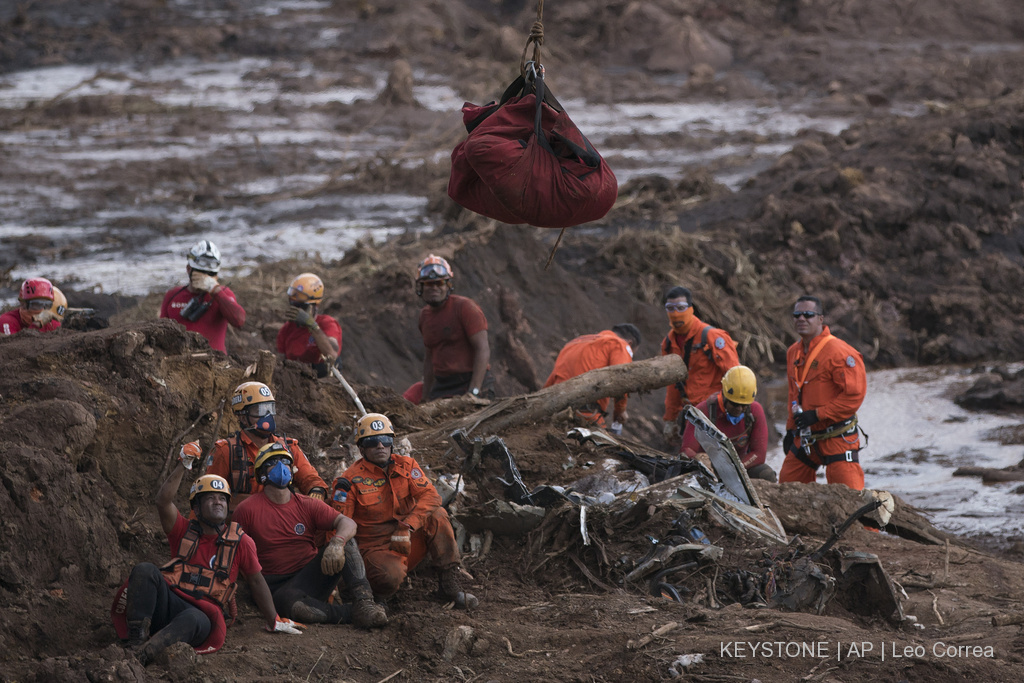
[470,387,480,396]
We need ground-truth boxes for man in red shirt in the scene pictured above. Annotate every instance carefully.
[111,444,296,666]
[780,295,867,490]
[660,286,739,446]
[416,254,494,401]
[331,414,478,609]
[206,381,329,506]
[543,324,641,432]
[159,240,245,353]
[276,272,343,378]
[1,278,63,335]
[681,366,776,482]
[232,443,388,628]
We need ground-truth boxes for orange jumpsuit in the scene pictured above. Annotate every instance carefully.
[544,330,633,424]
[207,431,328,508]
[779,326,867,490]
[661,318,739,421]
[331,454,459,598]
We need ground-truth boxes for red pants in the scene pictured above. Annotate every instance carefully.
[361,507,460,597]
[778,453,864,490]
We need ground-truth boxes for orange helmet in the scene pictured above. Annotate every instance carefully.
[287,273,324,305]
[19,278,54,303]
[416,254,453,295]
[50,287,68,323]
[231,381,275,414]
[189,474,231,504]
[355,413,395,441]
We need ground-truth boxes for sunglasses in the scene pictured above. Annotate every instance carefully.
[664,302,691,312]
[792,311,820,319]
[359,435,394,448]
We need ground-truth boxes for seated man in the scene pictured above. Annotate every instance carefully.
[111,444,297,666]
[1,278,62,335]
[681,366,776,482]
[207,381,328,507]
[331,413,478,609]
[277,272,343,378]
[543,323,641,433]
[232,443,388,628]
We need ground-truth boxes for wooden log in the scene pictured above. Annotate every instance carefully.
[410,355,687,442]
[952,466,1024,482]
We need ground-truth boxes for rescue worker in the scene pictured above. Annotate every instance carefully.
[111,443,299,666]
[1,278,62,335]
[331,413,478,609]
[543,324,642,432]
[276,272,343,378]
[232,443,388,628]
[160,240,245,353]
[660,286,739,445]
[681,366,776,482]
[206,381,328,507]
[49,286,68,325]
[416,254,494,401]
[779,296,867,490]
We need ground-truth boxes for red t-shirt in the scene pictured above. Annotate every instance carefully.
[0,310,61,335]
[160,285,245,353]
[167,512,261,582]
[681,394,769,469]
[276,315,342,364]
[232,493,340,575]
[418,295,488,377]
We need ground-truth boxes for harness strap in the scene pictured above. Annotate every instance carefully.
[803,416,858,445]
[794,334,835,395]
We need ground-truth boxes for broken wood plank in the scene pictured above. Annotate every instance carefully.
[627,622,679,650]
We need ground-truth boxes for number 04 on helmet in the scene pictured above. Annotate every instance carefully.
[189,475,231,504]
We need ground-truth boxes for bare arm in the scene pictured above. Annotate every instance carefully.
[467,329,490,394]
[332,513,357,545]
[244,571,279,631]
[155,463,187,536]
[309,325,339,363]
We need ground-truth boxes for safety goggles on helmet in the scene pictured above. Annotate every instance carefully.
[23,299,52,312]
[418,264,451,281]
[664,302,691,312]
[242,402,276,418]
[359,434,394,448]
[189,255,220,272]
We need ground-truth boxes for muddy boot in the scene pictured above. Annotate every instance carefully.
[125,618,151,648]
[291,599,331,624]
[136,625,185,667]
[439,564,478,609]
[350,583,389,629]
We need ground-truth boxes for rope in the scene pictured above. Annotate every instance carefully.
[519,0,545,76]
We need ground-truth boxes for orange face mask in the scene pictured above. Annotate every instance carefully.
[667,308,694,330]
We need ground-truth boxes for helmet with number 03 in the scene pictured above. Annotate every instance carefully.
[415,254,453,295]
[19,278,55,303]
[721,365,757,405]
[355,413,395,441]
[287,273,324,305]
[187,240,221,274]
[231,381,276,414]
[254,442,294,471]
[189,474,231,504]
[50,287,68,323]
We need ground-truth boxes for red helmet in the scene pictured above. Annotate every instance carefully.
[19,278,54,302]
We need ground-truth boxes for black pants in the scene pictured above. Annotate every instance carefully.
[263,546,353,623]
[428,369,496,401]
[126,563,211,647]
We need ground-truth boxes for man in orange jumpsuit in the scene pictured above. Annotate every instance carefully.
[331,413,478,609]
[660,286,739,445]
[206,381,328,507]
[543,324,641,432]
[779,295,867,490]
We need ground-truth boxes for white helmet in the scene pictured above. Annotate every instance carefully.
[187,240,221,274]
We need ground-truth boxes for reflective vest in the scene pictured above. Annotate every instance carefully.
[160,521,243,607]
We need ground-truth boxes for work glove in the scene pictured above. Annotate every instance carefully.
[782,429,796,455]
[663,421,681,442]
[190,271,217,293]
[321,538,347,575]
[390,526,412,556]
[266,616,305,634]
[609,421,623,436]
[307,487,326,502]
[793,409,818,430]
[179,441,202,470]
[285,305,318,329]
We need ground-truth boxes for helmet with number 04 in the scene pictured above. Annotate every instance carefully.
[187,240,221,274]
[721,365,757,405]
[189,474,231,504]
[50,287,68,323]
[287,273,324,305]
[415,254,453,295]
[231,381,276,414]
[355,413,394,441]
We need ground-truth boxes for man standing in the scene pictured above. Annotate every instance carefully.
[160,240,245,353]
[331,414,478,609]
[681,365,776,482]
[660,286,739,445]
[543,324,642,432]
[1,278,63,335]
[232,443,388,628]
[779,296,867,490]
[207,381,329,506]
[276,272,343,378]
[111,444,298,665]
[416,254,494,400]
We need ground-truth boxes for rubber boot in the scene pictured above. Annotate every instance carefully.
[291,599,331,624]
[125,617,151,648]
[438,564,478,609]
[136,624,186,666]
[350,582,389,629]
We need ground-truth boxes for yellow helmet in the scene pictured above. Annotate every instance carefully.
[189,474,231,504]
[254,442,293,471]
[50,287,68,323]
[232,381,275,414]
[721,366,757,405]
[287,273,324,305]
[355,413,395,441]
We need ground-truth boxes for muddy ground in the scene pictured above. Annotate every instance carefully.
[2,0,1024,681]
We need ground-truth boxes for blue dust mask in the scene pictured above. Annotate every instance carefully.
[726,412,745,425]
[248,413,276,437]
[267,460,293,488]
